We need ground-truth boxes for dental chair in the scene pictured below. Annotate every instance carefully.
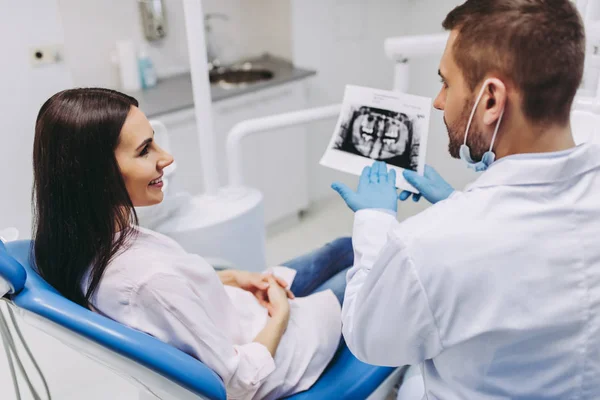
[0,239,398,400]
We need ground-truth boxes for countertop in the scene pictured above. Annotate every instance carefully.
[130,55,316,118]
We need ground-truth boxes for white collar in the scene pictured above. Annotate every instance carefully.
[466,143,600,191]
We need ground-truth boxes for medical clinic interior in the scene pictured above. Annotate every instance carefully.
[2,1,600,399]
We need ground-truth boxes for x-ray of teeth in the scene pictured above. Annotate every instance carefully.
[321,85,432,193]
[350,107,413,164]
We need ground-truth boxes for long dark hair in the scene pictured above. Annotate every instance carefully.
[32,88,139,307]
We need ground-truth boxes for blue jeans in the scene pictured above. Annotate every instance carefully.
[282,237,354,305]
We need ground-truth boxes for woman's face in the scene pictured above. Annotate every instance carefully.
[115,106,174,207]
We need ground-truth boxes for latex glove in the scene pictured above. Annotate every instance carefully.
[399,165,455,204]
[331,161,398,213]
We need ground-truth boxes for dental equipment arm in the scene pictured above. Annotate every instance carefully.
[226,104,342,187]
[183,0,220,194]
[384,33,449,92]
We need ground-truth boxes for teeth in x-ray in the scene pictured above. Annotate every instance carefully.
[362,134,374,142]
[387,128,399,138]
[361,120,374,134]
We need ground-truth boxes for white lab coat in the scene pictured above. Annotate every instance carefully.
[343,143,600,399]
[87,227,341,400]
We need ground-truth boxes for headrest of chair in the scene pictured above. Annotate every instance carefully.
[0,241,27,295]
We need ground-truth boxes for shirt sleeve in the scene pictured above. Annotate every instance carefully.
[132,272,275,400]
[342,209,444,367]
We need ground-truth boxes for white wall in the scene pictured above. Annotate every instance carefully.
[240,0,293,61]
[58,0,192,88]
[291,0,478,216]
[58,0,292,88]
[0,1,73,238]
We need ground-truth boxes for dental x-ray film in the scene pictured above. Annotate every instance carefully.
[320,85,432,193]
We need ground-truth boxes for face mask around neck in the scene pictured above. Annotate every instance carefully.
[459,79,505,172]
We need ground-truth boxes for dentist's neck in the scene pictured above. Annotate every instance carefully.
[493,109,576,160]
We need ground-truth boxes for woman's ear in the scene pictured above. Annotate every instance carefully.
[482,78,506,126]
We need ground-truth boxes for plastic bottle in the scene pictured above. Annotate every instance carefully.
[116,40,142,92]
[138,45,158,89]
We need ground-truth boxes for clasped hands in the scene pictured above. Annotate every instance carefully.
[218,270,294,317]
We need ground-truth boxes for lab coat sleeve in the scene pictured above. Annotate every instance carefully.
[342,209,444,366]
[133,273,275,400]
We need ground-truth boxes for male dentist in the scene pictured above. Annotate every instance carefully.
[333,1,600,399]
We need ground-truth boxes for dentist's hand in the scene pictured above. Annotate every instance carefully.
[399,165,455,204]
[331,161,398,213]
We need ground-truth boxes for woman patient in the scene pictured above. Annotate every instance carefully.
[31,88,353,399]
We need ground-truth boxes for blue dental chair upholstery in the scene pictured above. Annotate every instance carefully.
[0,240,396,399]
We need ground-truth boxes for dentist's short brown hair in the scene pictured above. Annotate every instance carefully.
[443,0,585,125]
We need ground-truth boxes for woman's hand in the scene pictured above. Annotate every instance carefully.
[252,276,292,356]
[263,276,291,323]
[218,270,294,307]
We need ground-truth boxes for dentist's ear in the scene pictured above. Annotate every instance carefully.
[482,78,507,126]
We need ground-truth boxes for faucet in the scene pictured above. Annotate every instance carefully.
[204,12,229,70]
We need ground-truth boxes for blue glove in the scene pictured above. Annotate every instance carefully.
[332,161,398,213]
[399,165,455,204]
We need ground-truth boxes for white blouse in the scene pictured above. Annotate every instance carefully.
[87,227,341,400]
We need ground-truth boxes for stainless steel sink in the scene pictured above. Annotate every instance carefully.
[209,62,274,89]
